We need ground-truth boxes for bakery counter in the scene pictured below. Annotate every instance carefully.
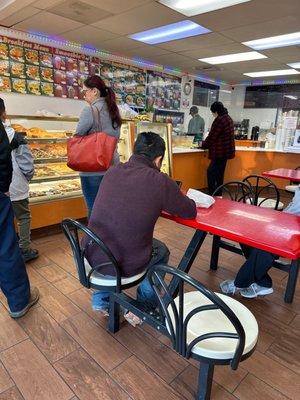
[235,146,300,153]
[172,147,205,154]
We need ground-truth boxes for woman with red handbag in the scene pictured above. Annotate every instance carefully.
[74,75,122,216]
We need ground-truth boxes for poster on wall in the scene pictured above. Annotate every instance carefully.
[146,71,181,111]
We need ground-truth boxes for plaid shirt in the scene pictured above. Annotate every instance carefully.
[201,114,235,160]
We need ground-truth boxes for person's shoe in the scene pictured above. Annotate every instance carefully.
[21,248,39,262]
[240,283,273,299]
[9,287,40,319]
[220,280,240,295]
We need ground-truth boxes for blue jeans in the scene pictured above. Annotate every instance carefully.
[0,193,30,312]
[92,239,170,311]
[80,175,103,217]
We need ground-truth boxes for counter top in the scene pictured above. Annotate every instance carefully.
[172,146,300,154]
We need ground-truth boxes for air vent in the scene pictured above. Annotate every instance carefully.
[193,65,222,72]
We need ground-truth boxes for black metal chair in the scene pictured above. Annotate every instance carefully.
[243,174,283,210]
[109,264,258,400]
[212,180,254,203]
[62,218,147,296]
[285,166,300,194]
[175,180,183,188]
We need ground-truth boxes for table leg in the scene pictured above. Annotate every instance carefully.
[168,230,207,298]
[284,259,299,303]
[210,235,221,270]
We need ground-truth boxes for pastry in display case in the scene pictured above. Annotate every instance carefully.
[135,121,173,176]
[8,115,80,203]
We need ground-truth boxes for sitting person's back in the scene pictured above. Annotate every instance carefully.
[82,131,196,317]
[85,132,196,277]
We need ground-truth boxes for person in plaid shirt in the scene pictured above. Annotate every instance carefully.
[200,101,235,195]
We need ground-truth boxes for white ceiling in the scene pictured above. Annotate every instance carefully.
[0,0,300,83]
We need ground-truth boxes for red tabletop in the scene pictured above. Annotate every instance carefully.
[262,168,300,182]
[163,198,300,259]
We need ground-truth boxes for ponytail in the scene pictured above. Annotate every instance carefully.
[105,87,122,129]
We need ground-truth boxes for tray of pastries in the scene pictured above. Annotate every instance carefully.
[29,179,81,200]
[11,124,69,139]
[31,143,67,160]
[33,163,76,179]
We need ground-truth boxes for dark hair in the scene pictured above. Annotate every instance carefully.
[0,98,5,117]
[133,132,165,161]
[210,101,228,116]
[84,75,122,129]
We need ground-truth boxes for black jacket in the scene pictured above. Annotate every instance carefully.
[0,120,12,193]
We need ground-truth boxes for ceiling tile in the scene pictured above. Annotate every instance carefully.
[13,11,84,35]
[91,2,183,35]
[221,16,300,42]
[79,0,153,14]
[48,0,112,24]
[0,0,37,19]
[223,60,287,73]
[0,6,41,27]
[191,0,300,32]
[100,37,145,53]
[178,43,251,60]
[262,46,300,63]
[62,25,118,46]
[155,33,234,52]
[119,45,171,59]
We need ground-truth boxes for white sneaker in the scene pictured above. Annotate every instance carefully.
[220,280,239,295]
[240,283,273,299]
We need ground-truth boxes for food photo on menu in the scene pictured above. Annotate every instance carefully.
[10,61,26,79]
[0,76,11,92]
[53,55,66,70]
[40,67,54,82]
[9,45,24,62]
[41,82,54,96]
[0,60,10,76]
[54,70,66,85]
[39,52,53,67]
[26,65,40,81]
[25,49,39,65]
[0,43,9,59]
[27,80,41,96]
[12,78,26,94]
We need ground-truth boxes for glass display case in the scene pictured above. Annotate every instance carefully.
[135,121,173,176]
[7,114,80,203]
[118,120,135,163]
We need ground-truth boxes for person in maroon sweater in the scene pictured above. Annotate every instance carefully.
[84,132,197,319]
[201,101,235,195]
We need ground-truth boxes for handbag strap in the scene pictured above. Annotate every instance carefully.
[90,105,103,132]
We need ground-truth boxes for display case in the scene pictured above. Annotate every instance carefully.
[135,121,173,176]
[7,114,80,203]
[118,120,135,162]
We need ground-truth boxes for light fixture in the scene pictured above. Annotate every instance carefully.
[287,62,300,69]
[284,95,298,100]
[243,69,300,77]
[199,51,266,64]
[243,32,300,50]
[159,0,251,17]
[128,20,211,44]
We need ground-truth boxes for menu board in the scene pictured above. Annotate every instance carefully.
[0,35,96,100]
[147,71,181,111]
[98,61,146,108]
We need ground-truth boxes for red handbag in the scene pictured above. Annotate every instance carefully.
[67,106,118,172]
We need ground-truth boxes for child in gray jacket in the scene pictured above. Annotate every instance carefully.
[0,98,38,262]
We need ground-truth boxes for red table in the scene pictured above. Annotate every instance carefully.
[262,168,300,182]
[163,198,300,303]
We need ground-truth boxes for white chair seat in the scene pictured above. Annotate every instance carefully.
[246,197,284,210]
[84,258,147,286]
[285,185,298,193]
[168,291,258,360]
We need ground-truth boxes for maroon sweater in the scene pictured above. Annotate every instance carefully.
[84,154,197,277]
[201,113,235,160]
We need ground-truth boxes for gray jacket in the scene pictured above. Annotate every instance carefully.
[76,98,120,176]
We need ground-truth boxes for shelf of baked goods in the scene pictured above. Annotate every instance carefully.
[9,115,79,122]
[29,178,82,203]
[31,163,78,183]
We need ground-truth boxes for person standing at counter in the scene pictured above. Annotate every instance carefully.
[187,106,205,143]
[76,75,122,216]
[0,119,39,318]
[200,101,235,195]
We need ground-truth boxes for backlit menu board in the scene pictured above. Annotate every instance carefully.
[147,71,181,111]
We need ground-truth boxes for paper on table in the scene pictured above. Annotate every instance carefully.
[187,188,215,208]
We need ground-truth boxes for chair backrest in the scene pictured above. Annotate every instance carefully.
[147,264,246,370]
[175,180,183,188]
[62,218,121,290]
[212,181,253,203]
[243,175,280,209]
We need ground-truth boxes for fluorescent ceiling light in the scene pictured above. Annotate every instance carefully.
[199,51,266,64]
[159,0,251,17]
[284,95,298,100]
[287,62,300,69]
[243,32,300,50]
[129,20,211,44]
[243,69,300,77]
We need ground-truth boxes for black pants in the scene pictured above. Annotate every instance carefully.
[234,245,277,288]
[207,158,227,195]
